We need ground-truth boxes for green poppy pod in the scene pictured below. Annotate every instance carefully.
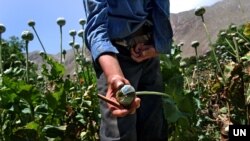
[195,7,206,17]
[85,57,92,63]
[21,30,34,41]
[28,20,35,27]
[230,24,237,31]
[234,37,240,41]
[76,56,81,62]
[191,41,200,48]
[238,39,245,45]
[14,60,21,66]
[74,43,80,50]
[69,29,76,37]
[174,54,182,60]
[1,41,8,47]
[62,49,67,55]
[220,31,227,37]
[0,23,6,33]
[230,33,236,37]
[29,78,34,83]
[69,41,74,47]
[10,54,17,60]
[79,18,86,26]
[244,42,250,47]
[220,45,226,50]
[37,75,43,81]
[4,68,12,75]
[29,60,34,65]
[116,85,136,108]
[178,42,184,47]
[78,29,84,37]
[180,61,187,68]
[57,17,66,26]
[39,51,47,59]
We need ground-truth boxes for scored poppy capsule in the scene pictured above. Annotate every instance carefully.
[116,84,136,108]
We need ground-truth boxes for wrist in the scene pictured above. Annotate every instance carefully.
[98,53,124,78]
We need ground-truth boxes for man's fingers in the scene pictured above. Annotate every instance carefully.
[129,98,141,114]
[131,47,140,57]
[112,109,130,117]
[109,97,141,117]
[142,47,156,57]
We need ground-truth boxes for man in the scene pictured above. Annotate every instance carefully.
[84,0,173,141]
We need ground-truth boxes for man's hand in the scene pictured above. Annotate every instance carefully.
[130,43,158,62]
[106,75,140,117]
[98,54,141,117]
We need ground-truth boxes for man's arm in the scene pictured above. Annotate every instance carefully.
[85,0,140,117]
[85,0,118,61]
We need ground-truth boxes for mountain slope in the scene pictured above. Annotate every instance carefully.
[171,0,250,57]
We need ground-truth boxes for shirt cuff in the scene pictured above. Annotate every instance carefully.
[91,40,119,62]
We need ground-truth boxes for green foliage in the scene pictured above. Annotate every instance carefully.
[0,37,99,140]
[1,36,25,70]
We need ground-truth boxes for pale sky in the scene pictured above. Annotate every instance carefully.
[0,0,223,54]
[170,0,222,13]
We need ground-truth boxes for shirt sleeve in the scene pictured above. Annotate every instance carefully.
[85,0,119,62]
[152,0,173,54]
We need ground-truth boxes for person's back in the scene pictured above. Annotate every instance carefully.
[84,0,173,141]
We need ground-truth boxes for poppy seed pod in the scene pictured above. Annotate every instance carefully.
[62,49,67,55]
[37,75,43,81]
[230,33,236,37]
[1,42,8,47]
[76,56,81,62]
[230,24,237,31]
[174,54,182,60]
[10,54,17,60]
[195,7,206,17]
[69,30,77,37]
[0,24,6,33]
[21,30,34,41]
[238,39,245,45]
[178,42,184,47]
[180,61,187,68]
[74,43,80,50]
[57,17,66,26]
[116,85,136,108]
[69,41,74,47]
[244,42,250,47]
[79,18,86,26]
[39,51,45,56]
[220,31,227,38]
[28,20,35,27]
[78,29,84,37]
[191,41,200,48]
[14,60,21,66]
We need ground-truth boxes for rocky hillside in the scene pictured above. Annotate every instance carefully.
[171,0,250,57]
[29,48,91,75]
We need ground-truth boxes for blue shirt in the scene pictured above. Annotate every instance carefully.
[84,0,173,61]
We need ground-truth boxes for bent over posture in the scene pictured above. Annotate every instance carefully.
[84,0,173,141]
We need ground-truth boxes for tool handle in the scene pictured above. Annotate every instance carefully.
[97,94,121,108]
